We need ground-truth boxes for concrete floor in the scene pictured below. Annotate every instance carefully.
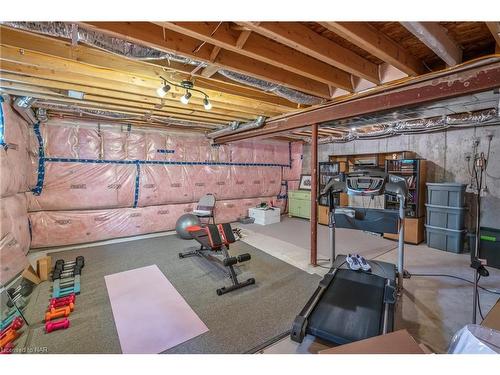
[235,216,500,354]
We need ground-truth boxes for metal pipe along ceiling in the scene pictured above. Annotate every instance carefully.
[206,116,267,139]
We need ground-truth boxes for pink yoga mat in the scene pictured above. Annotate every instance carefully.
[104,265,209,354]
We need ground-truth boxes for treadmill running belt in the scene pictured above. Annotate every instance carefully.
[307,269,386,345]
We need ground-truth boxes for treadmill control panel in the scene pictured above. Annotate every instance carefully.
[346,176,386,196]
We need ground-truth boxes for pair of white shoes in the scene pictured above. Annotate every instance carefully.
[346,254,371,272]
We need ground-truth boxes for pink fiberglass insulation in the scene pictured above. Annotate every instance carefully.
[138,165,193,206]
[25,119,303,249]
[28,163,285,211]
[0,101,35,198]
[30,120,300,211]
[28,196,275,248]
[39,120,295,165]
[0,194,30,283]
[28,162,137,211]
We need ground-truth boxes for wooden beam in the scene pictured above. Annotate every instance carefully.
[201,64,221,78]
[0,61,281,120]
[318,22,424,76]
[310,123,318,266]
[235,29,252,49]
[158,22,353,91]
[0,44,288,116]
[200,45,222,77]
[214,61,500,143]
[0,25,297,110]
[0,73,258,121]
[238,22,380,84]
[486,22,500,47]
[401,22,462,66]
[81,22,333,98]
[0,87,226,125]
[0,83,244,123]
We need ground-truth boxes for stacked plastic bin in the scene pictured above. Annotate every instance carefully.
[425,183,467,253]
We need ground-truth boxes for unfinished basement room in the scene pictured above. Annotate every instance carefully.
[1,1,500,371]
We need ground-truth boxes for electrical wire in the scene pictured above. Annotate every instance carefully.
[477,274,485,320]
[485,136,500,179]
[192,22,223,54]
[410,273,500,295]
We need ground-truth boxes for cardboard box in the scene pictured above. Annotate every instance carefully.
[481,298,500,331]
[36,256,52,281]
[318,330,428,354]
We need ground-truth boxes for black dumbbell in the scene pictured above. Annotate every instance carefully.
[54,256,84,270]
[52,256,85,280]
[52,265,83,281]
[7,293,27,309]
[7,280,34,298]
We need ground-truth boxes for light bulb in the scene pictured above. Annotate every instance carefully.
[180,91,192,104]
[203,97,212,110]
[156,84,170,97]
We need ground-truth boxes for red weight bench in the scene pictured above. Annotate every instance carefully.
[179,223,255,295]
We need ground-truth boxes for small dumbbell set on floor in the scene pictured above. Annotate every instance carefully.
[0,316,25,354]
[1,278,34,353]
[44,256,85,334]
[6,279,34,310]
[52,256,84,281]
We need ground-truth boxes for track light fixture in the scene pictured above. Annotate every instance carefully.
[203,97,212,110]
[156,78,171,98]
[180,91,192,104]
[157,76,212,110]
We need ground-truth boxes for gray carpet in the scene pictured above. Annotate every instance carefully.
[22,235,320,354]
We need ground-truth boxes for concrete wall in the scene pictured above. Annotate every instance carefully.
[302,125,500,229]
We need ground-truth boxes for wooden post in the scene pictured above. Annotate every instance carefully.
[310,123,318,266]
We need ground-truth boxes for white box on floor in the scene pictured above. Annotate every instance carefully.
[248,207,281,225]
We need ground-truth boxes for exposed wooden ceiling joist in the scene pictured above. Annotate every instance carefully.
[80,22,333,99]
[157,22,353,92]
[0,82,244,123]
[0,73,257,121]
[0,25,297,111]
[0,43,290,118]
[0,87,226,126]
[0,59,282,121]
[237,22,380,85]
[200,46,222,77]
[485,22,500,48]
[318,22,424,77]
[400,22,463,66]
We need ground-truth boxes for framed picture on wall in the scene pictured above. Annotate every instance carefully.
[299,174,312,190]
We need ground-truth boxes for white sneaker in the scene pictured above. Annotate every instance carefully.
[346,254,361,271]
[356,254,371,272]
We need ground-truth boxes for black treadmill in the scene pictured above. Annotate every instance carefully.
[291,171,407,345]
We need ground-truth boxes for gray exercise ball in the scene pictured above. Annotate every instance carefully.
[175,213,201,239]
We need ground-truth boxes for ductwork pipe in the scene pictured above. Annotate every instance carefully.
[306,109,498,144]
[33,102,221,129]
[218,70,324,105]
[206,116,267,139]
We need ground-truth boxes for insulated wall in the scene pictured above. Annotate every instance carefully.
[27,119,303,248]
[0,98,34,284]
